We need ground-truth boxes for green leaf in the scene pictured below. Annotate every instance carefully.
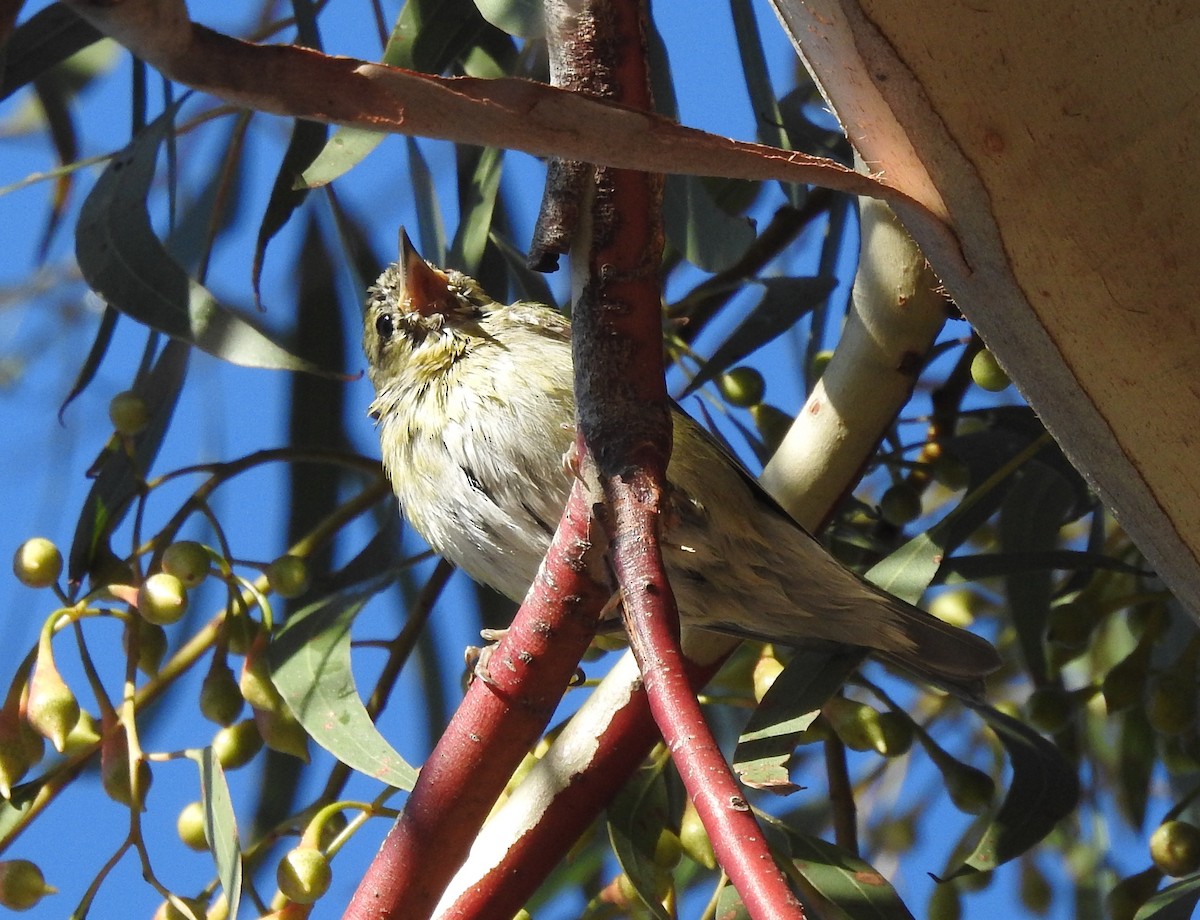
[67,338,188,585]
[946,703,1080,877]
[682,276,834,397]
[449,144,504,274]
[768,817,916,920]
[940,550,1149,582]
[663,173,757,273]
[1135,873,1200,920]
[407,137,448,266]
[59,304,119,420]
[268,585,418,790]
[1000,464,1078,683]
[472,0,544,37]
[252,119,328,305]
[301,0,494,187]
[733,650,863,792]
[1117,705,1155,831]
[0,5,103,101]
[190,747,242,920]
[75,104,332,374]
[606,756,672,920]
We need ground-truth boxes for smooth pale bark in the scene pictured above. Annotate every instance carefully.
[771,0,1200,614]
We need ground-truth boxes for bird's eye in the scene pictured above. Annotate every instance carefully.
[375,313,395,341]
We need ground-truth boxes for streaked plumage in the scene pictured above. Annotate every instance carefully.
[364,232,1000,690]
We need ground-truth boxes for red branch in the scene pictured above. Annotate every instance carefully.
[343,484,607,919]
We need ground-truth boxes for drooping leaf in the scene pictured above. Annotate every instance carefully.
[606,756,672,920]
[1117,705,1155,832]
[59,304,119,420]
[733,650,863,792]
[764,815,916,920]
[1000,463,1089,683]
[682,276,834,397]
[75,104,332,374]
[0,5,103,101]
[946,703,1080,877]
[663,173,757,274]
[268,580,418,791]
[302,0,495,188]
[472,0,544,38]
[449,144,504,275]
[1135,873,1200,920]
[252,118,329,305]
[190,747,242,920]
[407,136,448,266]
[940,550,1150,582]
[67,338,189,585]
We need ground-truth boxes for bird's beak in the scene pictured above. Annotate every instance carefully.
[398,228,453,317]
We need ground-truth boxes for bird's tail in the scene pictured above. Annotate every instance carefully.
[874,595,1001,697]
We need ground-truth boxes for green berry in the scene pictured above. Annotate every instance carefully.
[138,573,189,626]
[718,366,765,407]
[1026,686,1073,735]
[944,761,995,815]
[212,719,264,770]
[161,541,210,589]
[108,390,149,436]
[13,538,62,589]
[879,484,922,527]
[200,659,244,727]
[0,859,56,910]
[1146,674,1197,736]
[276,846,332,904]
[177,801,209,852]
[267,555,310,599]
[1150,820,1200,876]
[971,348,1011,392]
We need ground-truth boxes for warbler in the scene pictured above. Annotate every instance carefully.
[363,231,1000,689]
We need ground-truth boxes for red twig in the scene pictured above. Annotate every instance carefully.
[343,484,607,919]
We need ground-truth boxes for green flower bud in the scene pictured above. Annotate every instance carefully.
[0,859,56,911]
[200,658,244,727]
[1150,820,1200,877]
[718,366,765,408]
[26,641,80,754]
[177,801,209,852]
[879,484,922,527]
[137,573,189,626]
[970,348,1010,392]
[212,719,264,770]
[276,846,331,904]
[108,390,149,437]
[161,541,211,589]
[267,555,311,600]
[12,538,62,589]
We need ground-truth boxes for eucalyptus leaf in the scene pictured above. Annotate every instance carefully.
[766,816,916,920]
[733,650,863,792]
[0,5,103,101]
[75,105,332,373]
[472,0,544,38]
[682,276,834,398]
[302,0,495,187]
[67,338,188,585]
[606,758,672,920]
[1135,873,1200,920]
[946,703,1080,877]
[269,586,418,790]
[191,748,242,920]
[663,174,756,274]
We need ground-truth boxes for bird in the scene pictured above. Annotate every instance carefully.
[363,230,1000,691]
